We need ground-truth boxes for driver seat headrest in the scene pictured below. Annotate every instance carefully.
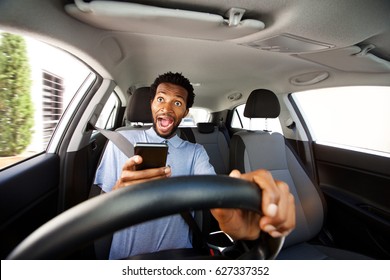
[126,87,153,123]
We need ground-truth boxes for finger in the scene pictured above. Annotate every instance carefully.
[122,155,143,171]
[260,181,288,225]
[261,183,295,237]
[267,202,295,238]
[229,169,242,178]
[271,180,289,224]
[116,167,171,189]
[121,172,170,187]
[280,192,296,235]
[121,166,170,182]
[243,170,281,217]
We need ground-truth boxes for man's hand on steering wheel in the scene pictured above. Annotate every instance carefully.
[211,169,296,241]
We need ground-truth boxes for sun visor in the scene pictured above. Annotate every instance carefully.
[65,1,265,40]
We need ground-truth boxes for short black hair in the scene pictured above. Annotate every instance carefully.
[150,72,195,109]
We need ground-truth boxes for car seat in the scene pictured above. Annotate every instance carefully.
[180,122,230,174]
[229,89,371,259]
[116,86,153,130]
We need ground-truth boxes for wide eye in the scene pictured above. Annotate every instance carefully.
[156,97,164,103]
[174,101,182,107]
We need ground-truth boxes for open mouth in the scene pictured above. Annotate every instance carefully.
[156,115,175,135]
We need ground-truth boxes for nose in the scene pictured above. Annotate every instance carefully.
[160,101,174,112]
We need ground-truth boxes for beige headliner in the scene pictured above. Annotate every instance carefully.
[1,0,389,112]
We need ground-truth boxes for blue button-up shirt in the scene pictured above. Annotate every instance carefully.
[94,127,215,259]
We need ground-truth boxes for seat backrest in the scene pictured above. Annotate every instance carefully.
[191,122,229,174]
[178,123,229,174]
[229,89,325,248]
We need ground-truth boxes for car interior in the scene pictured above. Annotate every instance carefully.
[0,0,389,260]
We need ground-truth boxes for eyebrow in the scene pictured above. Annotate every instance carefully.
[156,90,186,102]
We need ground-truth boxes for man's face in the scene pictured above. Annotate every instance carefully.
[151,82,189,138]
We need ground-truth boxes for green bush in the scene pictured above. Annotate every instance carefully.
[0,33,33,156]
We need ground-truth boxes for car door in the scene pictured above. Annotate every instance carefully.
[313,142,390,259]
[0,153,60,259]
[0,31,98,259]
[290,87,390,259]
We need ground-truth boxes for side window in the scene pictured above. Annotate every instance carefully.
[96,92,121,130]
[293,86,390,155]
[179,107,210,127]
[231,104,283,134]
[0,31,94,169]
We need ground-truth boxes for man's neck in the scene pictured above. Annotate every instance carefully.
[152,125,177,139]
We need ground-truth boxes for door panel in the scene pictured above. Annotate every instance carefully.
[62,133,108,210]
[0,153,60,258]
[313,143,390,259]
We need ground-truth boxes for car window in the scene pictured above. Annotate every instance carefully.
[179,107,210,127]
[293,86,390,156]
[231,104,283,133]
[95,92,121,130]
[0,31,94,169]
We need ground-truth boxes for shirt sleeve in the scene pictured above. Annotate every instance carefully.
[193,144,216,175]
[94,140,124,193]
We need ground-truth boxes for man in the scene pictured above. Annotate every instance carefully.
[94,72,295,259]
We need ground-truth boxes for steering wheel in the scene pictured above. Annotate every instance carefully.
[7,175,284,259]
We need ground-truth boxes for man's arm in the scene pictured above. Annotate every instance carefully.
[211,169,295,240]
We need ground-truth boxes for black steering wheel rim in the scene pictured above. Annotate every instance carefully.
[7,175,283,260]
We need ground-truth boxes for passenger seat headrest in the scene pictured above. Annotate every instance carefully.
[197,122,215,134]
[127,87,153,123]
[244,89,280,118]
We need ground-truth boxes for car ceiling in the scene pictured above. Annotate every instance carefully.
[0,0,389,111]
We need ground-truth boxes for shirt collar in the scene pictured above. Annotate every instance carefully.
[145,127,184,148]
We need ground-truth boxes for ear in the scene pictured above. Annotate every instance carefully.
[184,108,189,117]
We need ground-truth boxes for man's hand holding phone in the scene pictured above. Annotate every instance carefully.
[113,143,169,190]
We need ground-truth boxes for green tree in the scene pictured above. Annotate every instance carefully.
[0,32,33,156]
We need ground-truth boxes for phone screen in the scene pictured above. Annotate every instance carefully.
[134,142,168,170]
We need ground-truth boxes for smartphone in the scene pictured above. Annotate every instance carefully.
[134,142,168,170]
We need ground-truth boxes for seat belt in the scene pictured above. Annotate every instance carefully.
[178,127,196,143]
[218,122,231,147]
[88,122,134,158]
[89,122,209,252]
[180,211,209,254]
